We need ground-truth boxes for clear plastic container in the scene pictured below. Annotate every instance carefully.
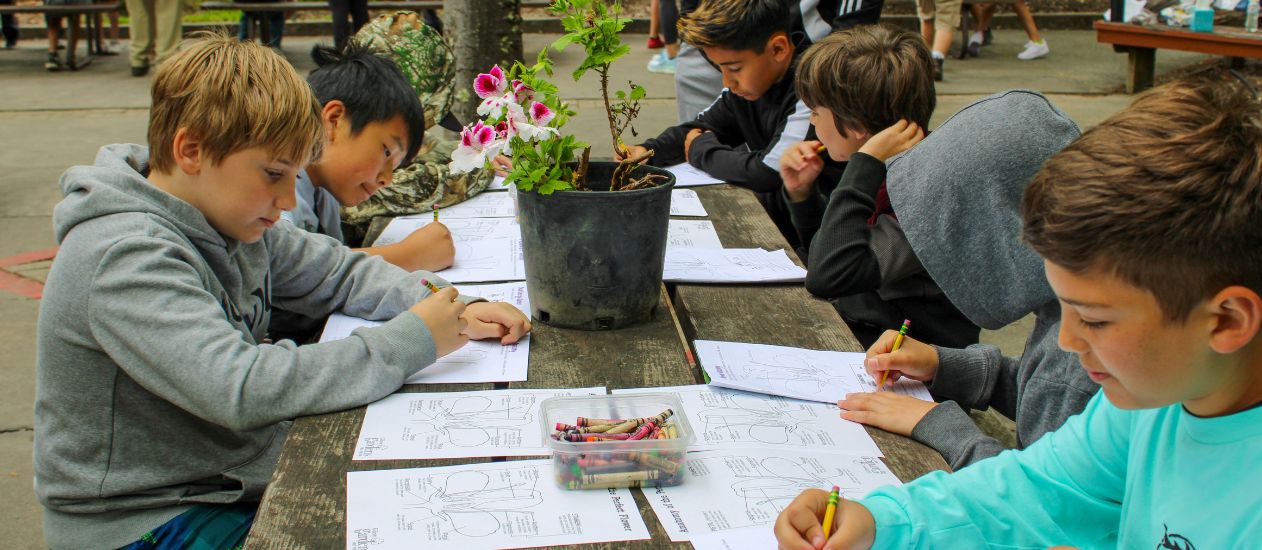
[540,393,695,490]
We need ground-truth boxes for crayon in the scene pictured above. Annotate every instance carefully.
[577,417,626,427]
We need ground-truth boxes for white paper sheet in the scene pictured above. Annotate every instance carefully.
[346,460,651,550]
[373,217,521,246]
[688,525,779,550]
[667,220,723,249]
[670,189,708,217]
[644,449,900,541]
[488,175,512,190]
[612,385,881,457]
[433,191,517,218]
[319,283,532,385]
[663,248,806,283]
[438,238,525,283]
[354,387,605,460]
[694,340,933,404]
[664,162,724,187]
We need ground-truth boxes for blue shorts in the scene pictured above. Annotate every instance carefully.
[119,503,257,550]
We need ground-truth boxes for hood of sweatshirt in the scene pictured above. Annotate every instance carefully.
[886,90,1081,329]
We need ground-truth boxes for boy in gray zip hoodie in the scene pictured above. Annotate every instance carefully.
[34,36,530,549]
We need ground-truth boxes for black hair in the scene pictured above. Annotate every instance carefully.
[678,0,793,53]
[308,43,425,164]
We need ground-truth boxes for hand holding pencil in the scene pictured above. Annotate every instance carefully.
[862,324,941,388]
[773,487,878,550]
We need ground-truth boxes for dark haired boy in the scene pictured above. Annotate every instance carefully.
[776,74,1262,550]
[620,0,843,247]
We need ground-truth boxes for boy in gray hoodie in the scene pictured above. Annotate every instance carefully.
[34,36,530,549]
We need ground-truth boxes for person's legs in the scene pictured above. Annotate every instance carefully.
[967,3,994,56]
[647,0,679,73]
[931,0,960,79]
[237,12,251,41]
[1,0,19,49]
[119,503,257,550]
[648,0,661,47]
[152,0,183,64]
[673,41,723,123]
[266,11,284,48]
[328,0,350,49]
[348,0,369,36]
[1013,0,1048,59]
[125,0,153,72]
[45,13,63,70]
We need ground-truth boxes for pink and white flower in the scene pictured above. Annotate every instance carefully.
[473,65,506,98]
[450,121,506,173]
[503,102,559,143]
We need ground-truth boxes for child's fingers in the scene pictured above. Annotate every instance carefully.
[501,316,532,344]
[774,490,830,550]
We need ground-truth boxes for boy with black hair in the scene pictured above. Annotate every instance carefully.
[620,0,843,247]
[775,73,1262,549]
[34,35,529,549]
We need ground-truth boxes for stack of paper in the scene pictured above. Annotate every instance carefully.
[667,219,723,249]
[437,238,525,283]
[670,189,709,216]
[663,248,806,283]
[664,162,724,187]
[374,216,521,246]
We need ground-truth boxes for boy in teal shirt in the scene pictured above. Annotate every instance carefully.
[774,74,1262,548]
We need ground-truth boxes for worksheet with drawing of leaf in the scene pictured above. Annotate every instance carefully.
[663,249,806,283]
[694,340,933,404]
[437,238,526,283]
[346,460,650,550]
[670,189,708,216]
[612,385,881,457]
[668,220,723,249]
[433,191,517,218]
[374,217,520,245]
[664,162,724,187]
[644,449,899,541]
[354,387,605,460]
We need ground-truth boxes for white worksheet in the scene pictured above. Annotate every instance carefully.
[664,162,724,187]
[667,220,723,249]
[694,340,933,404]
[663,248,806,283]
[688,525,778,550]
[319,283,532,384]
[612,385,881,457]
[346,460,651,550]
[373,217,521,246]
[438,238,525,283]
[433,191,517,218]
[670,189,708,217]
[488,175,512,190]
[645,449,900,541]
[354,387,605,460]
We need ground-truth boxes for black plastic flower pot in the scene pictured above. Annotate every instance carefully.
[516,162,675,330]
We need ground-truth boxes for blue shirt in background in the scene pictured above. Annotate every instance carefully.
[280,169,344,244]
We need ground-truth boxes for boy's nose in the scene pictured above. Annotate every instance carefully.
[276,179,297,211]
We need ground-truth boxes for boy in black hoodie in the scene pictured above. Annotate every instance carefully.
[619,0,841,247]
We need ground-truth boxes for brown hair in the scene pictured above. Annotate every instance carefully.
[1022,74,1262,321]
[147,33,323,174]
[678,0,792,53]
[795,24,936,136]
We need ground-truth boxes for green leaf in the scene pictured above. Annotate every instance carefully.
[630,85,646,100]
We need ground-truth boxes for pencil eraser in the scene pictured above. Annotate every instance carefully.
[832,485,840,492]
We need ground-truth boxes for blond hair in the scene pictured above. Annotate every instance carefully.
[147,33,323,174]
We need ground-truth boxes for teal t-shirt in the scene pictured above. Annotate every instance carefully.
[861,391,1262,548]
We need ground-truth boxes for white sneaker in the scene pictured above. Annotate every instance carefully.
[1017,40,1049,60]
[646,52,676,74]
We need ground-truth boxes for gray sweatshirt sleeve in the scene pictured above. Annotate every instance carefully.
[86,235,438,432]
[926,344,1021,418]
[910,401,1008,470]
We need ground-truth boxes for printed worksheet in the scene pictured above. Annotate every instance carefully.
[670,189,708,217]
[688,525,778,550]
[663,248,806,283]
[373,217,521,245]
[694,340,933,404]
[664,162,724,187]
[645,449,900,541]
[346,460,650,550]
[488,175,511,190]
[354,387,605,460]
[667,220,723,249]
[612,385,881,457]
[437,238,525,283]
[433,191,517,218]
[319,283,532,384]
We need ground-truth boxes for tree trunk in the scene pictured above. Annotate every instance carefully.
[442,0,525,125]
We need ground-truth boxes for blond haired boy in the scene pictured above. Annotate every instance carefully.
[775,74,1262,549]
[34,35,528,549]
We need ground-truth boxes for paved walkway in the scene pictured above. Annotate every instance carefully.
[0,29,1220,547]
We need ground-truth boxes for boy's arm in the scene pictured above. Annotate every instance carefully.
[804,152,916,298]
[908,402,1009,470]
[859,392,1127,548]
[353,222,456,273]
[86,236,437,431]
[685,99,809,192]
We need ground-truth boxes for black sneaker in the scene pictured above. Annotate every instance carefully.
[933,57,944,82]
[130,64,149,77]
[44,53,64,71]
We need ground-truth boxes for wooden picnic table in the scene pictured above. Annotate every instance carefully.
[244,183,950,549]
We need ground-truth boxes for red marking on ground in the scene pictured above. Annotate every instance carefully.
[0,247,57,299]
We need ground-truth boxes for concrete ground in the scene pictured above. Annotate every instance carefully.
[0,28,1222,547]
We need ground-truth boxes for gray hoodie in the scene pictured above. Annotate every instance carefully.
[35,144,454,548]
[885,91,1100,470]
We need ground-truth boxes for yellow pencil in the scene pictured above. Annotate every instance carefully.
[822,485,840,539]
[878,319,911,391]
[816,144,827,154]
[432,202,439,222]
[420,278,441,294]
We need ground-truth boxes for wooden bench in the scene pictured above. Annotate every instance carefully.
[1096,16,1262,92]
[0,2,120,69]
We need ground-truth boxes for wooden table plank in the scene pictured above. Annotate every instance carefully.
[673,185,950,482]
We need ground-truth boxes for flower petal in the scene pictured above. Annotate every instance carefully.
[450,145,487,174]
[529,102,555,126]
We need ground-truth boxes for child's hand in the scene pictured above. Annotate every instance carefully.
[774,488,877,550]
[864,332,939,385]
[683,128,707,159]
[615,144,650,162]
[838,392,938,437]
[408,287,468,358]
[858,120,924,162]
[400,222,455,272]
[461,302,532,344]
[780,140,825,203]
[490,155,513,176]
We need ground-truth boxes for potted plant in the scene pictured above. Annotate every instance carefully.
[449,0,676,331]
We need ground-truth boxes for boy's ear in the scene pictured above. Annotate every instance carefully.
[1207,285,1262,355]
[171,127,203,176]
[321,100,347,141]
[768,32,792,62]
